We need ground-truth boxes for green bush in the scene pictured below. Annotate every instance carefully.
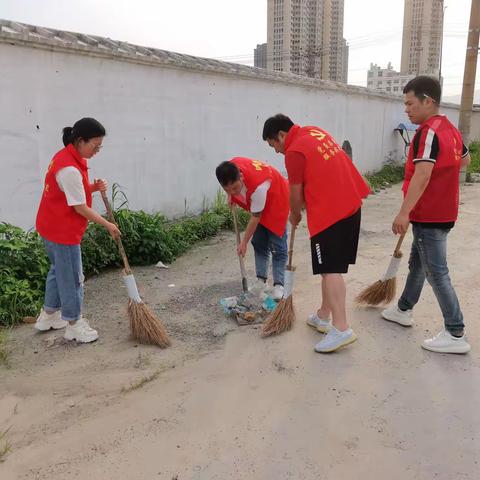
[466,142,480,181]
[0,189,249,327]
[81,222,120,275]
[0,224,49,326]
[211,189,250,230]
[82,191,248,274]
[364,163,405,192]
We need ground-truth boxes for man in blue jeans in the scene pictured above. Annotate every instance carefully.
[382,76,471,354]
[215,158,290,300]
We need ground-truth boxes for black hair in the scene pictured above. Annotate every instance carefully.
[62,117,106,147]
[403,76,442,104]
[262,114,294,141]
[215,161,240,186]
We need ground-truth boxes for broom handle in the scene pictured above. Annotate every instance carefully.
[100,191,132,275]
[394,232,406,256]
[287,225,297,269]
[232,205,248,292]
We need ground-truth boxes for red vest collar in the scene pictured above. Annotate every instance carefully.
[284,124,301,151]
[418,114,444,129]
[66,144,89,171]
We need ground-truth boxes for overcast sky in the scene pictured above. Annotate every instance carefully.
[0,0,477,97]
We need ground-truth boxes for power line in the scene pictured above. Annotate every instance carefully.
[214,29,468,65]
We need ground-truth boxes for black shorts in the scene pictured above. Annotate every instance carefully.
[310,208,361,274]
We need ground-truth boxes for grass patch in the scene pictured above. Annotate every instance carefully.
[121,361,178,393]
[0,329,9,367]
[364,163,405,192]
[121,369,162,394]
[466,142,480,181]
[0,428,12,463]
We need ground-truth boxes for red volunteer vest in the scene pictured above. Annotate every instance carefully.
[230,157,290,237]
[403,115,463,223]
[36,144,92,245]
[285,125,371,237]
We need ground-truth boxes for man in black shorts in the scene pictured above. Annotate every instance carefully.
[310,209,362,276]
[263,114,370,352]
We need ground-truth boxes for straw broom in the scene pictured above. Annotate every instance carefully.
[261,225,297,337]
[355,232,406,306]
[101,192,171,347]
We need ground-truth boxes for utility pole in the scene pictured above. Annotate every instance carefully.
[458,0,480,184]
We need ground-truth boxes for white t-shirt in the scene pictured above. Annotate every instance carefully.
[55,167,87,206]
[239,180,271,214]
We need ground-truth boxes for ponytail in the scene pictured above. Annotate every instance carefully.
[62,126,74,146]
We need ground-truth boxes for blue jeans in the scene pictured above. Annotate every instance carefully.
[42,239,84,322]
[251,225,288,286]
[398,224,464,335]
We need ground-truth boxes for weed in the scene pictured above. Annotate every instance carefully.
[0,427,12,463]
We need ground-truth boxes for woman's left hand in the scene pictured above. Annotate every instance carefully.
[93,178,108,192]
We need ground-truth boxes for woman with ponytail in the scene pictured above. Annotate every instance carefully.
[35,117,121,343]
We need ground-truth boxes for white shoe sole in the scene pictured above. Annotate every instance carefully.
[316,324,331,334]
[35,321,68,331]
[315,334,358,353]
[306,318,318,328]
[421,343,471,354]
[64,331,99,343]
[306,317,331,333]
[381,312,414,327]
[307,318,317,328]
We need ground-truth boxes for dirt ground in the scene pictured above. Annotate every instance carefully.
[1,183,480,480]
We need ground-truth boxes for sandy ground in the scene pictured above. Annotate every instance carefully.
[1,183,480,480]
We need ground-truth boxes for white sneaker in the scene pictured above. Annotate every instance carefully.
[272,285,284,301]
[381,305,414,327]
[307,313,332,333]
[250,278,268,298]
[34,309,67,331]
[64,317,99,343]
[422,329,471,354]
[314,327,357,353]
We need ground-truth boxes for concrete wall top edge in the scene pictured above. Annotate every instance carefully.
[0,19,465,110]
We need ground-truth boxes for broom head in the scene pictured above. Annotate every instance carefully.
[261,267,296,337]
[355,277,397,306]
[355,249,403,307]
[261,295,295,337]
[128,300,171,348]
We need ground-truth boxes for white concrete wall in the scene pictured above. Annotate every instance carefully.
[0,42,471,229]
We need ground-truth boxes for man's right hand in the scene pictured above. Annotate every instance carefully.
[392,211,410,235]
[289,212,302,227]
[106,222,121,240]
